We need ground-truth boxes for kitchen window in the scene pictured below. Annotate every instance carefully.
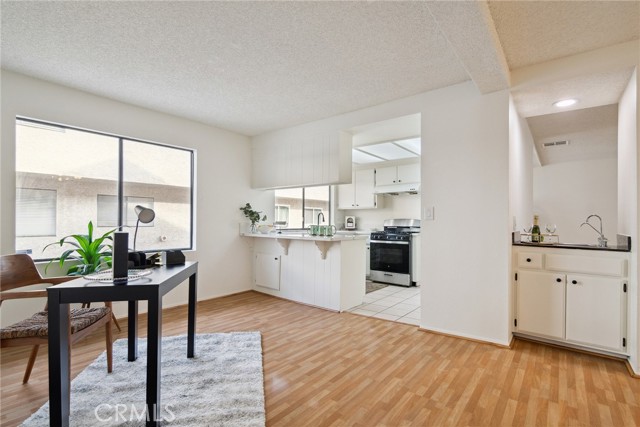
[274,185,331,228]
[15,117,194,260]
[275,204,290,225]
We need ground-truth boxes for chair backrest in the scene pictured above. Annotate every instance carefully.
[1,254,48,291]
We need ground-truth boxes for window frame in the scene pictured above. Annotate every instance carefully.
[274,185,332,229]
[16,117,195,259]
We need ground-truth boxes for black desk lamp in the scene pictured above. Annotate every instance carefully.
[133,205,155,251]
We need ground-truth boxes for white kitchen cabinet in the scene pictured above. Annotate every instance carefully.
[565,274,626,351]
[513,247,629,354]
[375,163,420,186]
[255,253,281,290]
[366,243,370,278]
[516,270,565,339]
[338,169,378,209]
[251,130,352,189]
[247,235,366,311]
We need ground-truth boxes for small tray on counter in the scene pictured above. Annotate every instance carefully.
[518,233,559,244]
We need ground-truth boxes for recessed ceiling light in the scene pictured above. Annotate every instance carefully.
[553,99,577,108]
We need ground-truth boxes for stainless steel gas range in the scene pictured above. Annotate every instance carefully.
[370,219,421,287]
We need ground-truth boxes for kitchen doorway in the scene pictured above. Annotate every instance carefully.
[350,282,420,325]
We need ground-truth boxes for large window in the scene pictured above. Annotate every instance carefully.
[15,118,194,260]
[274,186,330,228]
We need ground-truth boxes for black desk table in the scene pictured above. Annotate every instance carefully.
[47,262,198,427]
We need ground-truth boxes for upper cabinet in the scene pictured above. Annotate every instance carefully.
[338,169,378,209]
[375,163,420,186]
[252,130,352,189]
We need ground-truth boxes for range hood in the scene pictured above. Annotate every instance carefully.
[374,182,420,195]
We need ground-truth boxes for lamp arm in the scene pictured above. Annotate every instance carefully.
[133,218,140,252]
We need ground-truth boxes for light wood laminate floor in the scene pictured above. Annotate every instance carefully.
[1,291,639,426]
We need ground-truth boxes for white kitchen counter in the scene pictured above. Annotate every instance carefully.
[242,232,366,312]
[241,231,368,241]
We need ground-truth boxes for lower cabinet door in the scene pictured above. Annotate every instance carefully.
[517,270,565,339]
[255,253,281,290]
[566,274,625,351]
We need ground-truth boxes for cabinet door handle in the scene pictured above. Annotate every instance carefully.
[526,258,531,262]
[556,278,562,283]
[571,279,578,285]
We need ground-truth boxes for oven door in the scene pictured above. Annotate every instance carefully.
[370,240,410,274]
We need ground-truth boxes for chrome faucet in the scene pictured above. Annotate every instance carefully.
[317,212,325,225]
[580,214,608,247]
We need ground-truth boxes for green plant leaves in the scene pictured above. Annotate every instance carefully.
[240,203,267,225]
[44,220,118,275]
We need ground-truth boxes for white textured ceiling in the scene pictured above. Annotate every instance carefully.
[0,1,471,136]
[511,68,635,118]
[1,1,638,140]
[526,104,618,166]
[488,1,640,70]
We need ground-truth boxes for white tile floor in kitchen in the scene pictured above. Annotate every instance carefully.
[350,284,421,326]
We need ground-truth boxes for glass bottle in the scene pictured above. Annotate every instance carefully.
[531,214,541,243]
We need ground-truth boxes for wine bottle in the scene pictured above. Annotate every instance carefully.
[531,214,541,243]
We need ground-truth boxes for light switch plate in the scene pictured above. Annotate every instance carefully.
[424,206,434,220]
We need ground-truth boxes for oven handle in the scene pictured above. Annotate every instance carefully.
[370,240,410,245]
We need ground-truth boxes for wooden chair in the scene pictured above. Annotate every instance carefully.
[0,254,113,383]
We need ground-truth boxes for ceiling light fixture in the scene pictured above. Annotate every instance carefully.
[553,99,577,108]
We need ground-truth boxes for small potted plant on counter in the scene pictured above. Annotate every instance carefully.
[240,203,267,233]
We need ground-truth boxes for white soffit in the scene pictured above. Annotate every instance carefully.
[527,104,618,166]
[488,1,640,70]
[1,2,470,136]
[351,114,421,147]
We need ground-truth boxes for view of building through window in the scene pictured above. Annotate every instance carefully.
[274,186,330,228]
[15,118,193,260]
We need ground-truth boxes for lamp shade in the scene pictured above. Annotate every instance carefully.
[133,205,155,252]
[135,205,155,223]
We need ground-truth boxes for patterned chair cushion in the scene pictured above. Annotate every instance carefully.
[0,307,111,339]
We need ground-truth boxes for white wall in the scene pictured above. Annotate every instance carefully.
[508,98,534,234]
[340,193,421,231]
[508,98,534,339]
[420,87,511,345]
[252,81,512,346]
[533,158,618,244]
[617,67,639,374]
[1,70,268,326]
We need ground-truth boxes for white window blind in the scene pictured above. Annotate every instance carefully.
[16,188,56,237]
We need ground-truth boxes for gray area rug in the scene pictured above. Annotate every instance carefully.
[366,280,388,294]
[22,333,265,427]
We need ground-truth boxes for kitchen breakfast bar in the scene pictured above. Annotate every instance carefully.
[241,232,367,312]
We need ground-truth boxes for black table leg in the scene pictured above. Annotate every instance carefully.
[187,272,197,358]
[128,300,138,361]
[48,291,70,427]
[146,292,162,426]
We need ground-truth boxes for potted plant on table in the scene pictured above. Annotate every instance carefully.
[44,221,116,275]
[240,203,267,233]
